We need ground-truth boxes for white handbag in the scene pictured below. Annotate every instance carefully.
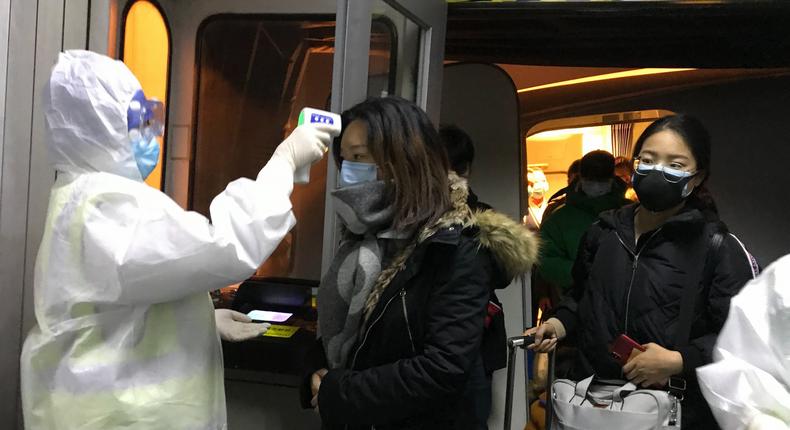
[551,375,681,430]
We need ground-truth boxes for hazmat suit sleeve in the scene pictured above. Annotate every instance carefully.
[83,156,297,305]
[697,255,790,430]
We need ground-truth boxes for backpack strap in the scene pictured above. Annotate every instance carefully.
[728,232,760,279]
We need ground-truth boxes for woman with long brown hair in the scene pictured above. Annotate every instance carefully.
[301,96,539,429]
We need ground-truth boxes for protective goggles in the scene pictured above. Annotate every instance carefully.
[127,90,165,140]
[633,158,696,184]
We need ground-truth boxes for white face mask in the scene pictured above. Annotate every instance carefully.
[580,179,612,198]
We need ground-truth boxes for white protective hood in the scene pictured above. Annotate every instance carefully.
[44,50,143,180]
[698,254,790,430]
[21,50,298,429]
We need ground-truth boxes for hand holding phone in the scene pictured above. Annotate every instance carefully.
[610,334,646,366]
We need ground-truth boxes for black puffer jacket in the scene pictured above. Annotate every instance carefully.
[467,188,508,374]
[318,226,492,429]
[301,180,539,430]
[554,204,757,429]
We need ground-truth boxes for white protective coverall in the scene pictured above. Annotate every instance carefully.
[21,50,328,429]
[698,255,790,430]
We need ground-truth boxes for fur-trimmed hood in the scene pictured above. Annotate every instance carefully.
[363,173,539,319]
[474,209,540,284]
[420,172,540,283]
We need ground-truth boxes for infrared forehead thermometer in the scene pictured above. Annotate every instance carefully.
[294,107,342,184]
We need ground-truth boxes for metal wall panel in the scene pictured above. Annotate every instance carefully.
[63,0,89,50]
[0,0,68,427]
[0,1,38,428]
[319,0,372,276]
[0,0,9,181]
[89,0,120,56]
[23,0,66,336]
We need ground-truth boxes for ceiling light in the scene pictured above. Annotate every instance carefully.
[517,68,695,93]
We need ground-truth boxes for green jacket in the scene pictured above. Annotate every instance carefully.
[537,183,631,291]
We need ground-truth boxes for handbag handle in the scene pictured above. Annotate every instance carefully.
[612,382,638,402]
[574,375,596,399]
[613,384,675,430]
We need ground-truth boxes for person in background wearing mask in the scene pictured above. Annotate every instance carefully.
[615,155,639,202]
[531,158,582,347]
[527,114,757,429]
[543,159,582,222]
[526,168,550,230]
[537,150,630,293]
[300,97,539,429]
[698,255,790,430]
[20,50,332,430]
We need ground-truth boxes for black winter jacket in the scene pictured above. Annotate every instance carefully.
[315,226,492,430]
[466,189,508,374]
[554,204,757,429]
[301,196,539,429]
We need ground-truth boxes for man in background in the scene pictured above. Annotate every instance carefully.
[537,150,630,293]
[543,159,581,222]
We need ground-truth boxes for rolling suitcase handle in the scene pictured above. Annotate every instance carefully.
[504,335,555,430]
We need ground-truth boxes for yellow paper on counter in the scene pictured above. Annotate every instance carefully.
[263,325,299,338]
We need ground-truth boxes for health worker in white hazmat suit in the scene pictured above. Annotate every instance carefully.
[698,255,790,430]
[20,50,332,430]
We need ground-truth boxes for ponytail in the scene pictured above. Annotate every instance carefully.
[687,184,718,217]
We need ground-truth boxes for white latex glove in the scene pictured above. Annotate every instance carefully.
[215,309,270,342]
[272,124,332,173]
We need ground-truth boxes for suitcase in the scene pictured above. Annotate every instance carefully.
[504,334,555,430]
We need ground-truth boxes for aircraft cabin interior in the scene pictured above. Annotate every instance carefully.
[2,1,790,429]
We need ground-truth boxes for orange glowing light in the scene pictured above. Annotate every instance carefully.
[517,68,695,93]
[123,1,169,190]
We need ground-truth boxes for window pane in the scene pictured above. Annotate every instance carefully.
[371,1,422,102]
[368,19,395,98]
[123,0,169,190]
[193,16,335,281]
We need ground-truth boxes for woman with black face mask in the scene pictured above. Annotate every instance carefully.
[526,114,759,429]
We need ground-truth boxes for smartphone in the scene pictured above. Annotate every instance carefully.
[247,310,293,323]
[610,334,646,366]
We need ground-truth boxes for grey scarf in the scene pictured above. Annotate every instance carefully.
[318,180,402,369]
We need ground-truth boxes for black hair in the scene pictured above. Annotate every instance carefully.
[632,114,717,213]
[438,125,475,176]
[568,159,581,175]
[580,150,615,181]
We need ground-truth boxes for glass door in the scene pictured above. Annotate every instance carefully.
[322,0,447,270]
[331,0,446,120]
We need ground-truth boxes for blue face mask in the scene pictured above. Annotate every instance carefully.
[127,89,165,180]
[338,160,378,188]
[131,135,160,180]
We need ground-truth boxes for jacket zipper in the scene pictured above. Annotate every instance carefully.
[350,290,403,370]
[346,290,411,430]
[615,227,662,335]
[400,290,416,354]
